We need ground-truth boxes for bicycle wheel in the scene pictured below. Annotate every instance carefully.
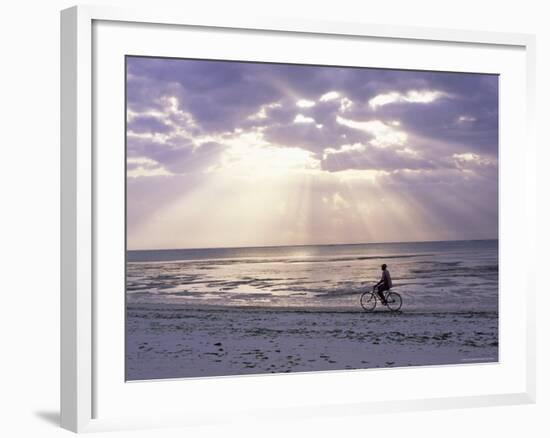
[360,291,377,312]
[385,292,402,312]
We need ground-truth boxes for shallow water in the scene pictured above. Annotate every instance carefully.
[126,239,498,313]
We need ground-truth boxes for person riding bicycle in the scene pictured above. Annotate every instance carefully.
[374,264,392,305]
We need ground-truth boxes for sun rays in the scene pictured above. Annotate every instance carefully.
[126,57,498,250]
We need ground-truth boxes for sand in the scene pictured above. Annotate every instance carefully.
[126,304,498,380]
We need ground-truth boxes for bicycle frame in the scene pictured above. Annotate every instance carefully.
[361,285,403,312]
[372,287,391,300]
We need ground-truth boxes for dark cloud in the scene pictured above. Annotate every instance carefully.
[128,114,173,135]
[133,58,497,168]
[127,57,497,163]
[126,56,497,200]
[127,135,224,175]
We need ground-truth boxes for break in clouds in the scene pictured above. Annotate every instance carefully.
[126,57,498,250]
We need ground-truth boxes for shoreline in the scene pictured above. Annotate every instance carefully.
[127,302,498,315]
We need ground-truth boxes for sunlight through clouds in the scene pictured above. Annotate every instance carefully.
[125,57,498,248]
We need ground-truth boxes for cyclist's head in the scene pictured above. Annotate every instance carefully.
[381,263,387,270]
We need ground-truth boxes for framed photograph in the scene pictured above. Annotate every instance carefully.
[61,5,536,433]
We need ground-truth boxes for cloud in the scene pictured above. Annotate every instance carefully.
[127,114,173,135]
[127,157,174,178]
[456,115,477,123]
[125,61,498,182]
[294,114,316,124]
[452,152,496,176]
[369,89,447,109]
[335,116,407,148]
[247,102,282,121]
[296,99,316,108]
[127,127,225,177]
[339,97,354,112]
[319,91,340,102]
[321,142,436,172]
[128,57,498,155]
[318,91,353,112]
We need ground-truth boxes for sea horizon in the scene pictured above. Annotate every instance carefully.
[127,237,498,254]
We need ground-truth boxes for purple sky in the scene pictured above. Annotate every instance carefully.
[126,57,498,250]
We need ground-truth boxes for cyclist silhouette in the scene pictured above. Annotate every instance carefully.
[374,264,392,305]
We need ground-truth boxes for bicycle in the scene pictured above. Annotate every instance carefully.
[360,286,402,312]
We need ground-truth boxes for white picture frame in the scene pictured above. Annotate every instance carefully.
[60,4,537,433]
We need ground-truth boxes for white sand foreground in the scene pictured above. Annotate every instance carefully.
[126,304,498,380]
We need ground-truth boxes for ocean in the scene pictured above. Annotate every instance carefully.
[126,239,498,313]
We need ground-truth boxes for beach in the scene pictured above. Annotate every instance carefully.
[126,240,498,380]
[126,304,498,380]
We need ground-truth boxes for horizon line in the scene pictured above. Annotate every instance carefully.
[127,237,498,253]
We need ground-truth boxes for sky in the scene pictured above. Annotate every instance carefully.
[126,56,498,250]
